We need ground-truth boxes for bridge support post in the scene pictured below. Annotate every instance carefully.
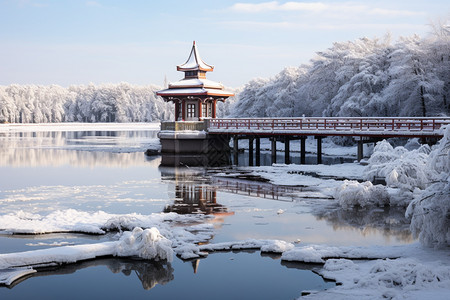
[284,137,290,164]
[357,140,364,162]
[255,137,261,166]
[248,137,254,166]
[316,136,322,164]
[300,137,306,164]
[271,137,277,164]
[233,136,239,165]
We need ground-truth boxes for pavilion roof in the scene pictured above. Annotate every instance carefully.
[177,41,214,72]
[156,87,234,98]
[168,78,224,89]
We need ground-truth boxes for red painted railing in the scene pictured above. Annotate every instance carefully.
[207,117,450,137]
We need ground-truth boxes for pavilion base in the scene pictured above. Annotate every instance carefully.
[158,130,231,167]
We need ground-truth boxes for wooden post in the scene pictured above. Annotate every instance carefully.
[316,136,322,164]
[174,101,179,121]
[284,137,290,164]
[198,99,202,119]
[255,137,261,166]
[181,99,186,121]
[249,137,254,166]
[212,99,217,118]
[357,140,363,162]
[300,137,306,164]
[271,137,277,164]
[234,136,239,164]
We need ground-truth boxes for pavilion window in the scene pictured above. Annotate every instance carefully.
[187,103,196,118]
[202,103,207,118]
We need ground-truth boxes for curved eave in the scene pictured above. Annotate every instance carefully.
[156,88,234,98]
[176,65,214,72]
[168,78,224,90]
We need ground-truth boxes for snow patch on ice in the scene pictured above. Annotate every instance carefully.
[199,239,295,254]
[281,244,402,263]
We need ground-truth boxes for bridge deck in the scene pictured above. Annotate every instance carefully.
[207,117,449,138]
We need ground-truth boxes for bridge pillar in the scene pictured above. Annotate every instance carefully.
[271,137,277,164]
[233,136,239,165]
[357,140,364,162]
[248,137,254,166]
[300,137,306,164]
[316,136,323,164]
[255,137,261,166]
[284,137,290,164]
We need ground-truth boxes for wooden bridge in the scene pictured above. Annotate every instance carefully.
[207,117,448,138]
[158,117,449,166]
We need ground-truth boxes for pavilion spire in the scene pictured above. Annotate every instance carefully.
[177,41,214,72]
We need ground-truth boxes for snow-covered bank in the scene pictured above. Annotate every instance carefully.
[0,210,217,261]
[0,227,172,285]
[287,243,450,300]
[334,126,449,248]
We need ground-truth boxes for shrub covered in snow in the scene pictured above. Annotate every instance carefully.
[336,126,449,248]
[334,180,390,208]
[115,227,174,262]
[364,140,431,190]
[406,126,450,248]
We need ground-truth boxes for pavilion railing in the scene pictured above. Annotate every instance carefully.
[160,121,207,132]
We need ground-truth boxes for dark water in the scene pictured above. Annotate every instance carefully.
[0,125,413,299]
[1,253,334,299]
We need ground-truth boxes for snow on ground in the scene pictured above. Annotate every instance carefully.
[0,209,299,285]
[214,162,366,200]
[287,243,450,300]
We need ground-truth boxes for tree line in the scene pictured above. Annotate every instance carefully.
[231,24,450,118]
[0,83,173,123]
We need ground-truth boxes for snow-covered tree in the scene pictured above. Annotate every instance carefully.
[0,83,173,123]
[231,28,449,119]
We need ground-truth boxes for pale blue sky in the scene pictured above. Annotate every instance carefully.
[0,0,448,87]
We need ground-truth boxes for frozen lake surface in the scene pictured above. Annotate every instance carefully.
[0,123,436,299]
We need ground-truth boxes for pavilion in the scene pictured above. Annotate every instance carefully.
[156,41,234,121]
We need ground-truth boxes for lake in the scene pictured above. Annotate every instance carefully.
[0,123,414,299]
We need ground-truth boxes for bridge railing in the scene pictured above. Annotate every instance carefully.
[208,117,450,133]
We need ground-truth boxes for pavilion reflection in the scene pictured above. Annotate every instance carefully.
[160,166,233,216]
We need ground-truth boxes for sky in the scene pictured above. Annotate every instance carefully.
[0,0,448,88]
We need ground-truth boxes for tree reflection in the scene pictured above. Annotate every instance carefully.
[8,258,174,290]
[312,205,413,242]
[0,130,159,167]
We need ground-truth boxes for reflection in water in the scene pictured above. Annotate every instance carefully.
[160,167,233,216]
[0,130,159,167]
[160,152,231,167]
[212,176,313,202]
[160,166,413,243]
[7,258,173,290]
[312,206,413,243]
